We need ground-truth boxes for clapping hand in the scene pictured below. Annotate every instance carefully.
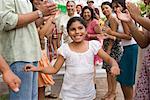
[116,8,132,22]
[33,0,58,16]
[116,2,141,23]
[126,2,141,20]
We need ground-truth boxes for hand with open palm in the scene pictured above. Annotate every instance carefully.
[126,2,141,20]
[116,8,132,22]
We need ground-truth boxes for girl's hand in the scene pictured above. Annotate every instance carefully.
[110,66,120,76]
[24,64,39,72]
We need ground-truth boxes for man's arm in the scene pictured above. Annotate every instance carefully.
[0,55,21,92]
[16,2,57,28]
[0,1,57,30]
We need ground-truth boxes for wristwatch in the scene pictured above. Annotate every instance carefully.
[37,10,43,18]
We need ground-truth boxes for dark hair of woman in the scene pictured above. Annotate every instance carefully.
[80,6,96,20]
[101,1,112,8]
[112,0,127,11]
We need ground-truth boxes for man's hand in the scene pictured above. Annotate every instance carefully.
[34,0,58,16]
[2,70,21,92]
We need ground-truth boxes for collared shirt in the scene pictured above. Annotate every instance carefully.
[0,0,41,64]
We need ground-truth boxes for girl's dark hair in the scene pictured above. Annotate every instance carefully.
[101,1,112,8]
[67,17,87,33]
[80,6,95,20]
[112,0,126,10]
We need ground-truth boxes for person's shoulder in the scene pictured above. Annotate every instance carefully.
[93,18,98,22]
[109,16,118,25]
[91,19,99,25]
[89,40,99,44]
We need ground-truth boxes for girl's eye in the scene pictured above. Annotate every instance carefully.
[70,28,75,31]
[79,26,83,30]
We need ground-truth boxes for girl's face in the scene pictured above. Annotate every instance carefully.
[101,5,112,17]
[68,21,87,43]
[83,9,92,21]
[112,3,123,13]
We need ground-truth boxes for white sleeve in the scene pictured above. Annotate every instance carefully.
[91,40,102,55]
[57,44,67,59]
[55,15,63,33]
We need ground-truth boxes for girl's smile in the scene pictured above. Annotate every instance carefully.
[68,21,87,43]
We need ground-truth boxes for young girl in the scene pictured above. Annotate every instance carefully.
[24,17,120,100]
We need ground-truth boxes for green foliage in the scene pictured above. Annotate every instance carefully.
[137,2,150,16]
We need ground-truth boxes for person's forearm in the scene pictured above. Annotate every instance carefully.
[110,31,131,40]
[16,10,40,28]
[134,16,150,31]
[0,56,11,74]
[127,21,149,48]
[39,66,57,75]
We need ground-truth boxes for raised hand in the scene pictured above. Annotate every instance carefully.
[116,8,132,22]
[2,70,21,92]
[126,2,141,20]
[34,0,58,16]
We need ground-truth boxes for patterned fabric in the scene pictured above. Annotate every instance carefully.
[134,45,150,100]
[102,39,122,71]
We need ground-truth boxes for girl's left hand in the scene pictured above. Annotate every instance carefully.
[24,64,39,72]
[110,66,120,76]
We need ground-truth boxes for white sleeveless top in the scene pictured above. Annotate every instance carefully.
[117,21,137,46]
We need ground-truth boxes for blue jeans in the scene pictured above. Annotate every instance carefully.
[9,61,38,100]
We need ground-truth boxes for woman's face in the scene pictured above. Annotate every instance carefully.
[76,5,82,14]
[68,21,87,43]
[101,5,112,17]
[112,3,123,13]
[83,9,92,21]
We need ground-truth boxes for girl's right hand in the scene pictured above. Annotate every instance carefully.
[24,64,39,72]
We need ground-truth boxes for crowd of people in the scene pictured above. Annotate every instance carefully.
[0,0,149,100]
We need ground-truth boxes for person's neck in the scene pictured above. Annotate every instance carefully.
[106,14,112,20]
[68,13,75,17]
[86,19,92,24]
[72,40,85,46]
